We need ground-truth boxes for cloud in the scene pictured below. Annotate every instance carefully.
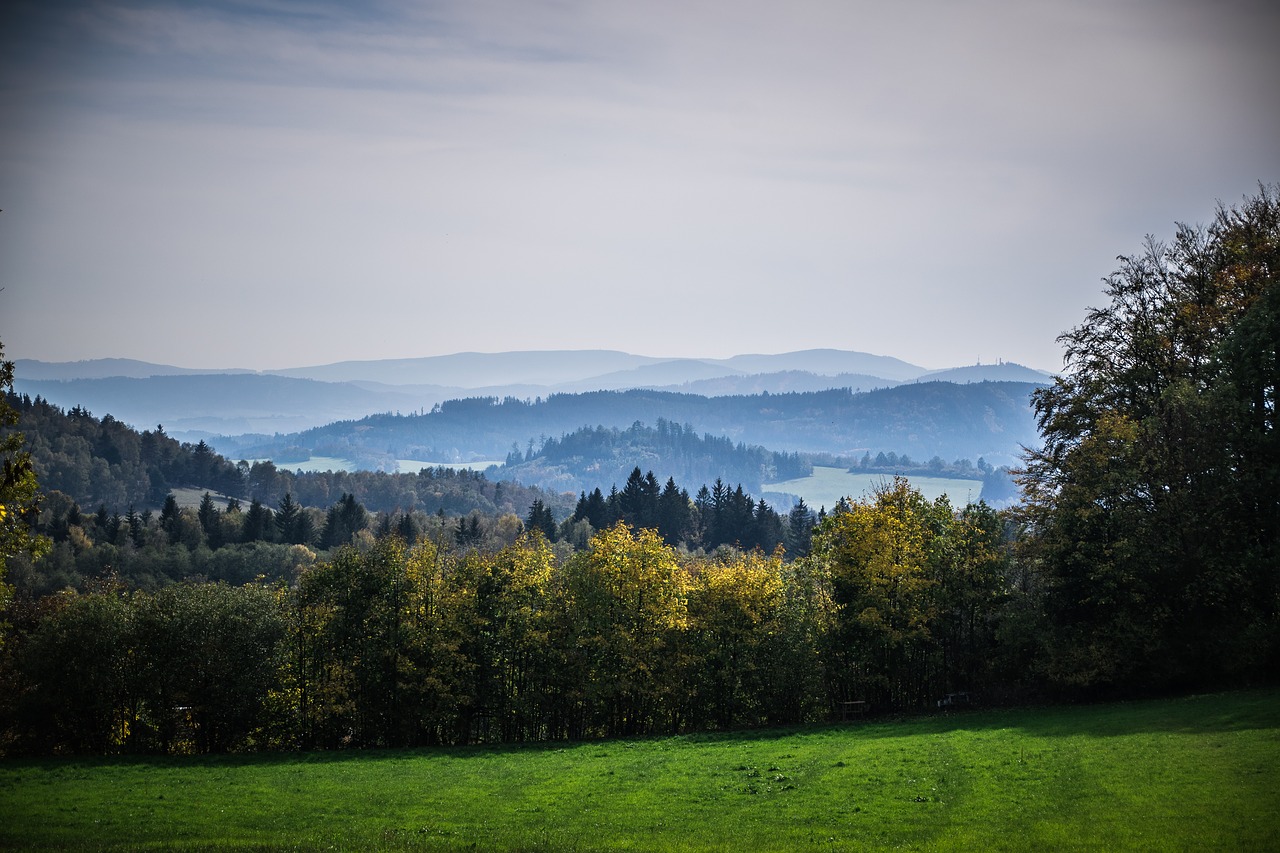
[1,0,1276,370]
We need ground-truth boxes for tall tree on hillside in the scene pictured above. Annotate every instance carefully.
[276,493,309,545]
[656,477,691,546]
[395,511,418,544]
[241,498,274,543]
[572,488,608,530]
[1019,185,1280,690]
[618,467,659,530]
[189,441,217,487]
[786,498,816,559]
[294,538,435,748]
[525,499,556,542]
[692,485,712,547]
[749,498,785,553]
[322,494,369,550]
[197,492,222,548]
[158,491,183,545]
[929,500,1011,693]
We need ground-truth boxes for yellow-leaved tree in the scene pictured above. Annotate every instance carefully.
[556,523,687,737]
[809,477,938,708]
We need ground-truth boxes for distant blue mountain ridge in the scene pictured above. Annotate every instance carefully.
[12,350,1052,469]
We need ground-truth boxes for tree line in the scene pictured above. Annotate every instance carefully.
[1,480,1018,754]
[11,454,801,596]
[9,486,523,596]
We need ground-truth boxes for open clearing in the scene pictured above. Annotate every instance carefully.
[0,689,1275,851]
[168,487,241,510]
[765,465,985,510]
[243,456,372,474]
[246,457,501,474]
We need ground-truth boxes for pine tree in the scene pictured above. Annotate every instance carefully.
[242,499,274,543]
[525,499,556,541]
[276,493,304,545]
[786,498,815,559]
[197,492,222,548]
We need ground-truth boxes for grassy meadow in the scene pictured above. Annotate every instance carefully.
[1,690,1276,851]
[244,458,502,474]
[764,466,985,510]
[169,487,244,510]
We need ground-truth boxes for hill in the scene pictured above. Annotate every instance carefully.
[13,373,428,435]
[916,360,1053,384]
[267,349,667,386]
[718,348,925,380]
[4,392,572,518]
[650,370,899,396]
[12,358,255,380]
[495,419,810,495]
[264,348,930,387]
[13,349,1051,440]
[218,381,1044,473]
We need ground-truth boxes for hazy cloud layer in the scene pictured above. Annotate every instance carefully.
[2,0,1276,371]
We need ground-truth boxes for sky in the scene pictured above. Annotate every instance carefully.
[1,0,1276,373]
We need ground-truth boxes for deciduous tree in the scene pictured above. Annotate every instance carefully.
[1020,185,1280,690]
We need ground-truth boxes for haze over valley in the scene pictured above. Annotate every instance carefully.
[12,348,1045,509]
[14,348,1048,446]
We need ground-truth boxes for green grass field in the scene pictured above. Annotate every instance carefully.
[1,690,1276,851]
[764,466,985,510]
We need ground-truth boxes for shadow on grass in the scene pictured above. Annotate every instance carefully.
[6,687,1276,774]
[809,686,1280,740]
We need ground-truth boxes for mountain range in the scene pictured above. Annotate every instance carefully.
[14,349,1052,440]
[215,381,1044,474]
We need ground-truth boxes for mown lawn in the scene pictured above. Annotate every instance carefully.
[1,689,1276,851]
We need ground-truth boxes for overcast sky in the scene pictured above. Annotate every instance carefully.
[1,0,1276,372]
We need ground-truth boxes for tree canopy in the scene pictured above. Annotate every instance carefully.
[1020,184,1279,690]
[0,343,49,626]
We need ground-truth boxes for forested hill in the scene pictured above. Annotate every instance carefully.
[4,393,572,517]
[221,381,1044,470]
[495,419,811,495]
[8,393,245,508]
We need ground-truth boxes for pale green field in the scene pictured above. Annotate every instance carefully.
[168,487,242,510]
[258,455,358,473]
[402,459,502,472]
[244,458,500,474]
[764,466,984,510]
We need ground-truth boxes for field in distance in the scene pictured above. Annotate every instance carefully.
[169,486,243,510]
[246,457,503,474]
[765,465,985,510]
[1,690,1274,851]
[231,462,988,511]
